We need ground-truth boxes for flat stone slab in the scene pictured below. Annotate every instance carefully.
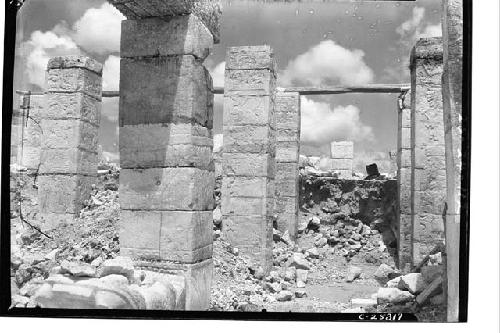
[47,56,103,75]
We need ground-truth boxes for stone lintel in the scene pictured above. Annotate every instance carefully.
[47,56,103,76]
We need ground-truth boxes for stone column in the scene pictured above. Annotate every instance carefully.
[330,141,354,178]
[275,92,300,239]
[442,0,463,322]
[410,38,446,266]
[397,90,412,272]
[38,56,102,231]
[222,46,276,273]
[117,10,219,310]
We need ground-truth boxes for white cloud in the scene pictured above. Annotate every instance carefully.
[280,40,374,86]
[72,3,125,54]
[300,97,374,147]
[396,7,442,42]
[22,30,81,88]
[103,55,120,91]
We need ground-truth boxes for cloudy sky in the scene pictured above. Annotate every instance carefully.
[13,0,442,163]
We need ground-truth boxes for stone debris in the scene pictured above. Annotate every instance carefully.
[416,276,443,306]
[346,266,362,282]
[377,288,415,305]
[374,263,400,285]
[276,291,293,302]
[351,298,377,308]
[397,273,427,295]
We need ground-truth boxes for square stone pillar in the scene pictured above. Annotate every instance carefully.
[442,0,464,322]
[38,56,102,231]
[118,13,218,310]
[410,37,446,266]
[397,90,412,272]
[222,46,276,273]
[330,141,354,178]
[275,92,301,239]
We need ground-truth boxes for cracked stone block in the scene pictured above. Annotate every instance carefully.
[223,95,273,127]
[109,0,222,43]
[222,153,275,178]
[39,148,98,175]
[47,69,102,101]
[41,119,98,152]
[224,69,276,96]
[119,55,212,128]
[38,174,96,215]
[226,45,275,71]
[119,123,213,170]
[46,93,100,125]
[121,15,213,59]
[222,176,273,198]
[119,168,214,211]
[223,125,275,154]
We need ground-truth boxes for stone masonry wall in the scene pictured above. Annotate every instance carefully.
[38,56,102,231]
[222,46,276,274]
[397,90,412,271]
[117,12,218,310]
[330,141,354,178]
[274,92,300,239]
[19,95,46,171]
[410,37,446,266]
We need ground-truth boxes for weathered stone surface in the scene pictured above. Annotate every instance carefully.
[415,276,443,305]
[331,141,354,159]
[374,264,399,285]
[377,288,414,305]
[222,195,274,216]
[119,123,213,169]
[222,176,272,198]
[397,273,427,295]
[119,55,212,127]
[60,261,96,277]
[119,168,214,211]
[98,257,134,280]
[222,153,275,178]
[46,93,100,125]
[421,265,443,283]
[223,95,273,126]
[226,45,275,70]
[351,298,377,308]
[121,210,212,263]
[109,0,222,43]
[47,55,103,74]
[40,119,98,152]
[224,69,276,96]
[346,266,362,282]
[39,148,97,176]
[287,253,311,270]
[121,15,213,59]
[276,141,299,163]
[223,125,275,154]
[38,174,96,215]
[47,69,102,100]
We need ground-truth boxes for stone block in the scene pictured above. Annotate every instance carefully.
[330,158,353,170]
[41,119,98,152]
[47,55,103,75]
[401,108,411,128]
[120,168,214,211]
[121,15,213,59]
[120,210,162,260]
[276,212,298,238]
[38,174,96,215]
[275,92,301,130]
[223,125,275,154]
[109,0,222,43]
[46,93,100,125]
[400,149,412,168]
[119,55,212,127]
[160,211,213,263]
[276,141,299,163]
[401,127,411,149]
[222,176,272,198]
[275,162,299,197]
[330,141,354,159]
[223,215,273,269]
[225,45,275,71]
[221,195,274,217]
[223,95,273,127]
[39,148,97,176]
[275,196,298,216]
[47,69,102,100]
[276,129,300,145]
[120,210,212,263]
[222,153,275,178]
[224,69,276,96]
[119,123,213,170]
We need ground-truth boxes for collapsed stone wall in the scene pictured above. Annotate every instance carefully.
[299,175,398,254]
